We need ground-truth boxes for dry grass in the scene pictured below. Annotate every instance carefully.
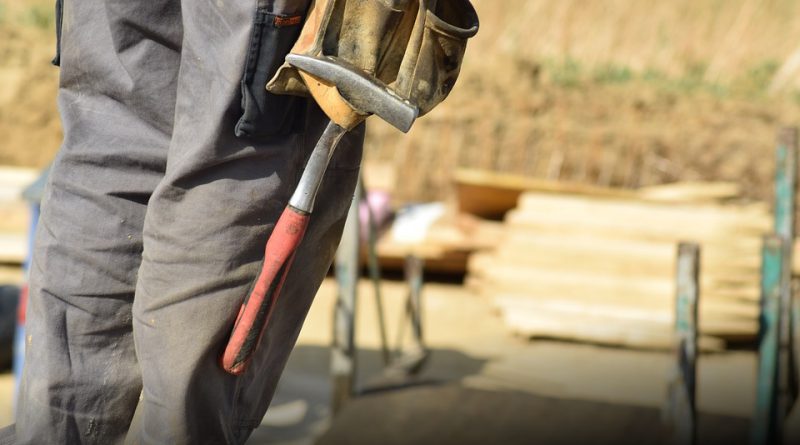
[364,0,800,203]
[4,0,800,204]
[469,0,800,88]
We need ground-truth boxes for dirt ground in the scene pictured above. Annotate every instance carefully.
[246,278,755,444]
[0,276,757,443]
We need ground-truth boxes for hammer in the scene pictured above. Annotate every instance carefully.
[221,55,418,375]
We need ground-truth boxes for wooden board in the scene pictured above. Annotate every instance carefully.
[0,167,38,202]
[637,181,742,203]
[454,168,639,218]
[468,184,770,349]
[0,166,37,265]
[491,292,758,325]
[455,168,747,219]
[498,301,727,352]
[470,260,760,303]
[0,233,27,264]
[370,214,502,274]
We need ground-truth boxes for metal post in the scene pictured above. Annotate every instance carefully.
[773,127,800,442]
[389,255,429,375]
[775,127,798,243]
[753,235,786,445]
[406,255,425,354]
[776,128,800,412]
[665,243,700,445]
[360,181,391,366]
[331,185,361,414]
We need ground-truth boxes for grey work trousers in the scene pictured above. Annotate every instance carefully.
[0,0,363,443]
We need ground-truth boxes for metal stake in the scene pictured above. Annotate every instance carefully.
[664,242,700,445]
[753,235,786,445]
[331,185,361,414]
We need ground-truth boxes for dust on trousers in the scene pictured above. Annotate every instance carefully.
[0,0,362,443]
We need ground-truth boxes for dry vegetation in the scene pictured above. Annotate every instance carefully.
[4,0,800,203]
[0,0,60,168]
[367,0,800,203]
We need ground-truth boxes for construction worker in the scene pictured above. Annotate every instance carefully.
[0,0,362,443]
[0,0,477,443]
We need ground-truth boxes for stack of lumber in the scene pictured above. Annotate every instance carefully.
[0,167,36,265]
[468,182,772,350]
[454,168,747,219]
[373,212,502,274]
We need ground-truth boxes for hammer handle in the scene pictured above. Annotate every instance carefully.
[221,206,309,375]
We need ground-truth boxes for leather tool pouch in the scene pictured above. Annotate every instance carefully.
[268,0,478,119]
[393,0,479,116]
[235,0,312,139]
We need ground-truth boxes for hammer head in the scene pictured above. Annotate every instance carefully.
[287,54,419,133]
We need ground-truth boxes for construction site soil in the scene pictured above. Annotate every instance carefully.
[4,0,800,204]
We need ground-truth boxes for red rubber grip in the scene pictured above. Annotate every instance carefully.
[222,206,309,375]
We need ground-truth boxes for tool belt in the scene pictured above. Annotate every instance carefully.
[268,0,479,119]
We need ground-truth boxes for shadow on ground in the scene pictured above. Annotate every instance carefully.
[318,385,749,445]
[247,345,488,445]
[248,344,750,445]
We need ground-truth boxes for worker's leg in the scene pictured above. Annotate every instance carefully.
[126,0,363,443]
[11,0,182,443]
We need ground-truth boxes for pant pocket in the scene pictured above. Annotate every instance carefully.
[235,6,309,139]
[52,0,64,66]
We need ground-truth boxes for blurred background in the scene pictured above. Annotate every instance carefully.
[4,0,800,443]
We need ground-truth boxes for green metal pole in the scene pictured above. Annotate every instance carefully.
[753,235,785,445]
[775,128,799,438]
[360,180,391,366]
[665,243,700,445]
[775,127,797,242]
[331,184,361,414]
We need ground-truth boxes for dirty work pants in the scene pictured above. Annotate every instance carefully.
[0,0,363,443]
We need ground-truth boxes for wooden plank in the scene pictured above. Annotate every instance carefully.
[471,263,760,306]
[491,295,757,334]
[507,221,764,248]
[0,166,34,244]
[453,168,638,218]
[454,169,744,219]
[0,265,24,284]
[0,233,26,264]
[496,232,763,277]
[639,182,741,203]
[470,251,760,291]
[371,214,502,274]
[498,302,726,351]
[514,195,769,231]
[507,208,769,244]
[517,192,769,220]
[485,288,757,321]
[464,182,770,347]
[0,201,28,235]
[0,167,38,202]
